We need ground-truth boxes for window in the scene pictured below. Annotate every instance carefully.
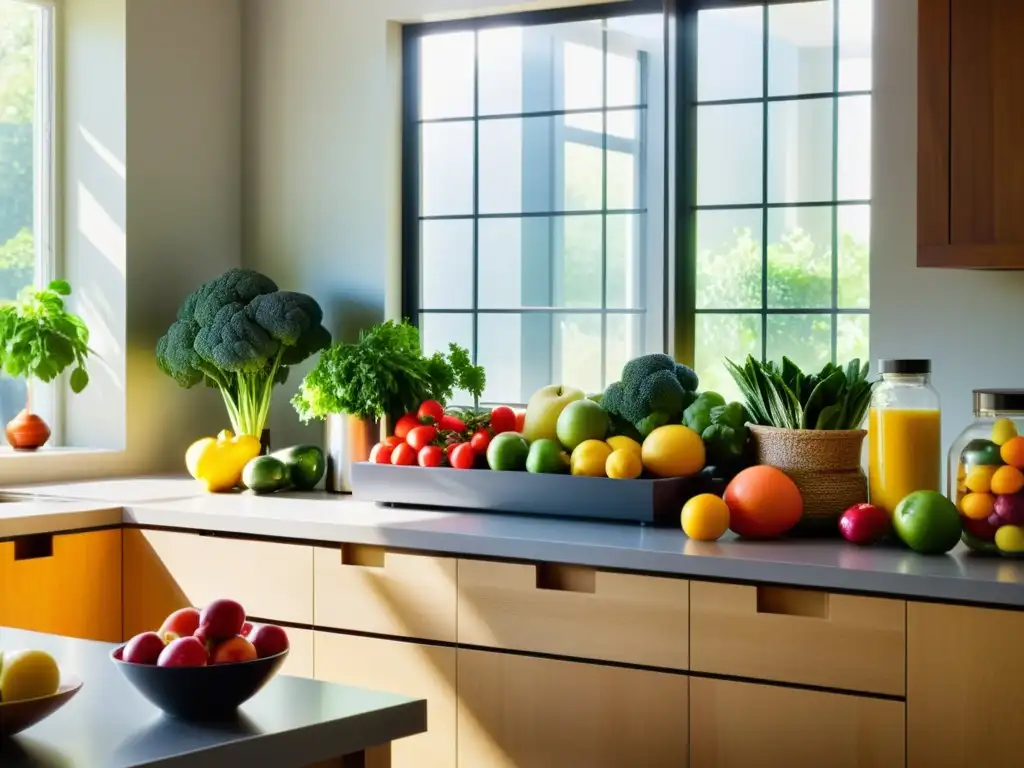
[0,0,56,431]
[404,0,872,405]
[691,0,872,398]
[404,2,666,404]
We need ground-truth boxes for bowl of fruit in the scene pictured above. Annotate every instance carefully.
[0,648,83,738]
[112,598,290,721]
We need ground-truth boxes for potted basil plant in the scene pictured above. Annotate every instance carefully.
[0,280,92,450]
[292,320,485,492]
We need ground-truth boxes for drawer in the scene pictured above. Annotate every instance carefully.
[315,631,455,768]
[313,544,456,642]
[0,529,122,642]
[280,627,314,679]
[690,677,905,768]
[457,558,688,669]
[457,649,687,768]
[690,581,905,695]
[123,528,313,631]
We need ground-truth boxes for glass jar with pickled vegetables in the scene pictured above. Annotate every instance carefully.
[949,389,1024,556]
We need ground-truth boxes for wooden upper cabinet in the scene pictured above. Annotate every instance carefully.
[919,0,1024,268]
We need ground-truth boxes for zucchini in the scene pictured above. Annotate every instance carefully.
[242,455,291,495]
[270,444,325,490]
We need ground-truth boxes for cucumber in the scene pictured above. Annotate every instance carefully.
[270,444,326,490]
[242,455,291,494]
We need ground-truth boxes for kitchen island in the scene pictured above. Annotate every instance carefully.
[2,476,1023,767]
[0,628,426,768]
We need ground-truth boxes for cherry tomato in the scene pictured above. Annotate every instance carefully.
[394,413,420,439]
[417,399,445,425]
[406,425,438,452]
[439,414,467,433]
[449,442,475,470]
[514,409,526,433]
[489,406,517,435]
[470,429,491,453]
[383,435,404,448]
[390,442,417,466]
[369,442,393,464]
[418,445,444,467]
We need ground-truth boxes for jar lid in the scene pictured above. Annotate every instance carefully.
[973,389,1024,413]
[878,359,931,374]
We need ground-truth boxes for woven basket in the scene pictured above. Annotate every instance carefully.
[748,425,868,535]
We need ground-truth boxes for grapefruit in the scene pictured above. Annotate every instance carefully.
[723,465,803,538]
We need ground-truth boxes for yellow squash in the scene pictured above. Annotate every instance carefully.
[185,430,262,492]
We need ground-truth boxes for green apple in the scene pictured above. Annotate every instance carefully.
[522,384,585,443]
[486,432,530,471]
[892,490,962,554]
[555,399,610,451]
[525,438,570,474]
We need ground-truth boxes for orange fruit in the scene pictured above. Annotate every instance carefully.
[959,492,995,521]
[723,465,803,538]
[1000,436,1024,468]
[681,494,730,541]
[990,465,1024,496]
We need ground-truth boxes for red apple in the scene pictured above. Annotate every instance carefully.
[157,636,208,667]
[241,621,254,637]
[199,599,246,641]
[193,625,217,653]
[122,631,167,665]
[210,635,259,664]
[248,623,290,658]
[159,607,200,640]
[964,514,1000,542]
[839,503,891,545]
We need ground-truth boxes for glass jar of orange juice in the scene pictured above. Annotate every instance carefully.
[868,359,942,516]
[949,390,1024,557]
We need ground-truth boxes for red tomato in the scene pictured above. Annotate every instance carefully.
[417,444,443,467]
[449,442,475,470]
[490,406,516,435]
[470,429,491,453]
[394,413,420,439]
[383,435,404,448]
[514,409,526,433]
[439,414,467,433]
[369,443,393,464]
[417,399,444,424]
[390,442,417,466]
[406,425,438,451]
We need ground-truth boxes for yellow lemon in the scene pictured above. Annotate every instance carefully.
[641,425,706,478]
[995,524,1024,554]
[681,494,730,541]
[606,448,643,479]
[606,435,642,458]
[965,465,998,493]
[570,439,612,477]
[991,417,1019,446]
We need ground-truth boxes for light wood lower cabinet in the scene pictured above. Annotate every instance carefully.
[908,602,1024,768]
[457,649,688,768]
[314,631,456,768]
[690,677,904,768]
[0,529,122,642]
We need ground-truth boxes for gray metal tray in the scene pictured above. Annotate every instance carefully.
[350,462,720,526]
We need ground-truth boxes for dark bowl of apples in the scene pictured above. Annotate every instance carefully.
[111,599,291,722]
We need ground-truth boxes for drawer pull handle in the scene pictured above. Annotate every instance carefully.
[341,543,385,568]
[14,533,53,561]
[756,586,829,619]
[536,563,595,593]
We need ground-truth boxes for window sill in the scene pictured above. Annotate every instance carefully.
[0,446,120,459]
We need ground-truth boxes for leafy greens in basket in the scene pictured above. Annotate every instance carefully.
[724,355,875,431]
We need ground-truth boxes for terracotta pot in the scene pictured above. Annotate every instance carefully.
[6,409,52,451]
[324,414,382,493]
[748,425,868,536]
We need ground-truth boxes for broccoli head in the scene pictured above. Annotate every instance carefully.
[599,354,699,438]
[156,268,331,437]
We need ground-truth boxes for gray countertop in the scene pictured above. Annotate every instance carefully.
[0,628,426,767]
[4,477,1024,609]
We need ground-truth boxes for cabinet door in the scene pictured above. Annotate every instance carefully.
[457,649,687,768]
[0,529,121,642]
[908,602,1024,767]
[314,631,456,768]
[919,0,1024,268]
[690,678,904,768]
